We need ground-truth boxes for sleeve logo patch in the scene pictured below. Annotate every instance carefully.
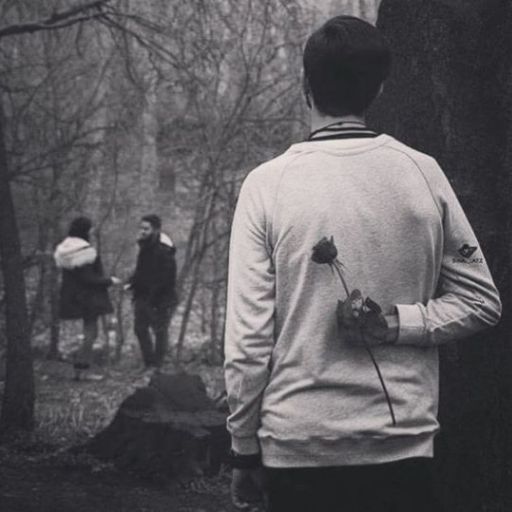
[458,244,478,258]
[453,244,482,264]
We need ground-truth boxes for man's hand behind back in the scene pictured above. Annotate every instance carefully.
[231,468,266,511]
[337,290,399,346]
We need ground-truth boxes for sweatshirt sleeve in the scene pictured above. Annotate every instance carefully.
[224,172,275,454]
[395,160,501,345]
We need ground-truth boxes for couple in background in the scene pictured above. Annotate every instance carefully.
[54,214,177,380]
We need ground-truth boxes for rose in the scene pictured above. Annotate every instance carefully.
[311,236,397,426]
[311,236,349,296]
[311,236,338,264]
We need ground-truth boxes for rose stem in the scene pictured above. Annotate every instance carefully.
[362,337,397,426]
[332,258,396,425]
[332,261,350,298]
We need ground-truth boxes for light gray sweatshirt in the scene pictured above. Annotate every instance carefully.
[224,134,501,467]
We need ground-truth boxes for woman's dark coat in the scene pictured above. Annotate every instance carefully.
[54,237,113,320]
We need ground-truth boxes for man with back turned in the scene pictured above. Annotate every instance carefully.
[224,15,501,512]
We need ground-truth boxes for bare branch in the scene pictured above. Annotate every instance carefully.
[0,0,109,39]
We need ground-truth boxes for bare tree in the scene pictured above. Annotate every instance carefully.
[0,0,164,432]
[0,1,314,432]
[0,102,34,434]
[155,0,310,360]
[0,0,118,436]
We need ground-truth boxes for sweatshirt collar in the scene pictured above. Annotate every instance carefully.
[307,121,378,142]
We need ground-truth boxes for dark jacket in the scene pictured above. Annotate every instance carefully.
[130,234,177,306]
[54,237,113,320]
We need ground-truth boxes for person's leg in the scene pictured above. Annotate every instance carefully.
[345,458,443,512]
[265,467,363,512]
[134,299,156,367]
[265,468,316,512]
[382,457,443,512]
[265,459,443,512]
[153,304,172,368]
[74,317,98,379]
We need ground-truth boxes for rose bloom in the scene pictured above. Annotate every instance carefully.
[311,236,338,264]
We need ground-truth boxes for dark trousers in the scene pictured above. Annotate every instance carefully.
[134,298,173,367]
[265,458,443,512]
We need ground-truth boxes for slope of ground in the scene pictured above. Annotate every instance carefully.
[0,356,248,512]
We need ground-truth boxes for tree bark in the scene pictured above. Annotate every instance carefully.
[371,2,512,510]
[0,103,35,434]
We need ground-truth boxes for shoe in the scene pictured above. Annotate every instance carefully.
[84,373,104,382]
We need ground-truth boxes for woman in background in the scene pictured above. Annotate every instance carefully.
[54,216,121,380]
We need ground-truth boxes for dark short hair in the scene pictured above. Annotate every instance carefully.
[303,16,391,116]
[141,214,162,230]
[68,216,92,241]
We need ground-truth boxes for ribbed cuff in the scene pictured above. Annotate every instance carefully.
[228,450,262,469]
[395,304,427,345]
[231,435,260,455]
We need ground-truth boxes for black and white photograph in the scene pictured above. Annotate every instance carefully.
[0,1,510,511]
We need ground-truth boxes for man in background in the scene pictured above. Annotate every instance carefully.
[127,214,177,369]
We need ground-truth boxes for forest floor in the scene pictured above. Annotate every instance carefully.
[0,350,247,512]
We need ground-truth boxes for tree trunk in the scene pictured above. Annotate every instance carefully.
[209,218,220,356]
[0,103,35,434]
[28,264,45,337]
[176,263,202,362]
[371,2,512,510]
[47,262,60,360]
